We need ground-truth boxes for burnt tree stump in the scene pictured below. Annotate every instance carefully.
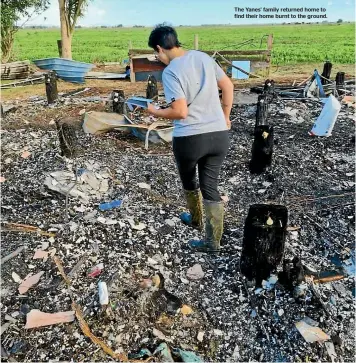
[240,204,288,285]
[146,75,158,100]
[249,125,274,174]
[45,71,58,104]
[111,90,125,114]
[55,118,78,158]
[321,61,332,85]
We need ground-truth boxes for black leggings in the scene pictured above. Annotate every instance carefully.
[173,130,230,201]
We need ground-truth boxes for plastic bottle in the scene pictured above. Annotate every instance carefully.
[99,199,122,211]
[98,281,109,305]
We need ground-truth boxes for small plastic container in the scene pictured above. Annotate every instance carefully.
[98,281,109,305]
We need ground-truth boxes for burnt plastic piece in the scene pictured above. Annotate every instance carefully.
[240,204,288,285]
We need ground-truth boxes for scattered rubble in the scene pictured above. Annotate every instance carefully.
[0,84,354,362]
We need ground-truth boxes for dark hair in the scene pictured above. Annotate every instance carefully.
[148,23,181,51]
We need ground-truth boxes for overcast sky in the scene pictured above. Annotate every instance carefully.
[23,0,355,27]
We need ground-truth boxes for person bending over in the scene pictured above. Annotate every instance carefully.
[146,24,234,252]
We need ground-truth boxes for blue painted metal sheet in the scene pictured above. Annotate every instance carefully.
[313,69,326,98]
[33,58,94,84]
[126,97,153,111]
[231,61,250,80]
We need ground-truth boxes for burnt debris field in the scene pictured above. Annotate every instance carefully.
[1,84,355,362]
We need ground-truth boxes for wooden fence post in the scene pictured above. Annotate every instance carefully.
[266,34,273,76]
[45,71,58,104]
[57,40,63,57]
[194,34,199,50]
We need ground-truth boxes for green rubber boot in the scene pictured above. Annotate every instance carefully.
[180,189,204,231]
[188,200,224,252]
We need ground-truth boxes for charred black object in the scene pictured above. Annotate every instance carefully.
[111,90,125,114]
[249,125,274,174]
[255,94,268,128]
[278,257,304,290]
[335,72,346,95]
[240,204,288,285]
[55,119,77,158]
[321,61,332,85]
[146,75,158,100]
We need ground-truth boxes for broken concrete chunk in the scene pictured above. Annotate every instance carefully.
[18,271,44,294]
[25,309,75,329]
[152,328,173,343]
[33,250,49,260]
[197,331,205,342]
[186,264,204,280]
[11,272,22,283]
[137,182,151,190]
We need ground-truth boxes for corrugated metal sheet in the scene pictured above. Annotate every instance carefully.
[33,58,94,83]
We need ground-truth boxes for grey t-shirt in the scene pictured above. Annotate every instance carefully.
[162,50,227,137]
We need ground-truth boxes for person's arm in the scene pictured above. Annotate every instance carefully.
[218,75,234,124]
[147,69,187,119]
[147,98,187,119]
[214,60,234,129]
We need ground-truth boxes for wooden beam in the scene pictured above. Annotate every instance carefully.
[130,58,135,83]
[129,49,270,56]
[215,52,261,78]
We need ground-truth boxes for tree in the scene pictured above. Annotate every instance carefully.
[337,19,343,23]
[58,0,90,59]
[1,0,49,62]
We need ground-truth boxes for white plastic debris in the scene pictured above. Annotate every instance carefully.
[98,281,109,305]
[310,95,341,137]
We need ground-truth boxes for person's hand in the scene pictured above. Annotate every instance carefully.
[147,103,157,115]
[225,117,231,130]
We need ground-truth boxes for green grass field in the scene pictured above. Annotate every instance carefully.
[12,23,355,65]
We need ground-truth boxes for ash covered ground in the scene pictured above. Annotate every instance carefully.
[1,89,355,362]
